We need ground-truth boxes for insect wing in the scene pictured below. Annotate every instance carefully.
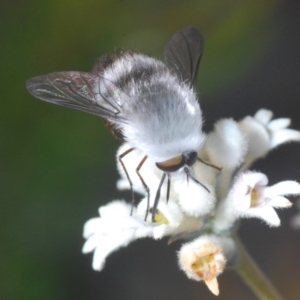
[164,26,204,88]
[26,71,123,122]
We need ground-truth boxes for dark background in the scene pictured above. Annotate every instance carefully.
[1,0,300,299]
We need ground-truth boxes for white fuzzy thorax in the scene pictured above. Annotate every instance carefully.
[100,53,205,162]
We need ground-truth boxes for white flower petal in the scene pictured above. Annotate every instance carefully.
[116,178,134,191]
[229,183,252,211]
[268,196,292,208]
[204,119,247,169]
[136,197,184,226]
[239,116,270,160]
[137,196,203,239]
[91,231,136,271]
[82,200,155,271]
[270,129,300,148]
[243,206,280,227]
[264,181,300,198]
[214,172,291,230]
[157,199,183,225]
[92,244,107,271]
[82,234,101,253]
[117,217,148,229]
[135,226,153,238]
[267,118,291,132]
[175,179,215,217]
[243,172,268,188]
[254,109,273,125]
[175,215,203,234]
[91,238,118,271]
[239,110,300,168]
[137,189,206,238]
[205,278,219,296]
[213,172,259,231]
[153,224,170,239]
[99,200,132,218]
[83,218,103,238]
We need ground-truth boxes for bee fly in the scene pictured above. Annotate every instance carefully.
[26,26,220,222]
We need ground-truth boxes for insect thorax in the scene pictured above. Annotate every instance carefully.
[99,52,205,161]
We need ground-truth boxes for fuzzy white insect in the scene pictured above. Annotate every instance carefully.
[26,26,217,221]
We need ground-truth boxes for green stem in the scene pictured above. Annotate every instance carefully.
[235,237,284,300]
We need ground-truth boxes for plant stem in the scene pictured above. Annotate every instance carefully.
[235,237,284,300]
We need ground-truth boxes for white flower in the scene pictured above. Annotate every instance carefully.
[137,196,203,239]
[117,142,217,218]
[239,109,300,167]
[82,107,300,296]
[203,118,247,169]
[172,176,216,217]
[82,200,152,271]
[214,172,300,230]
[178,235,234,296]
[199,118,247,199]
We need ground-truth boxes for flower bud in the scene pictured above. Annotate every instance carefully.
[178,236,226,295]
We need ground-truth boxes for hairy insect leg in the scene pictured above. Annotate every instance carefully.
[152,172,167,222]
[197,157,222,172]
[118,147,135,213]
[136,156,149,221]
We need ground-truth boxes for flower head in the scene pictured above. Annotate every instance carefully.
[82,109,300,296]
[178,235,232,295]
[136,195,203,239]
[82,200,152,271]
[214,172,300,230]
[172,175,216,217]
[239,109,300,168]
[203,118,247,170]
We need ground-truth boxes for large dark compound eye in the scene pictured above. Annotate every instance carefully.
[156,151,198,173]
[156,155,185,172]
[185,151,198,166]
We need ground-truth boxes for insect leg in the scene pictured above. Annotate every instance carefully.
[166,173,171,204]
[184,167,210,193]
[197,157,222,171]
[152,172,167,222]
[136,156,149,220]
[118,147,135,213]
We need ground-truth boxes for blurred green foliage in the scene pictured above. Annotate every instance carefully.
[2,0,293,299]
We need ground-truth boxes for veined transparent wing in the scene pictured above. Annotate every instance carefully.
[26,71,125,123]
[164,26,204,89]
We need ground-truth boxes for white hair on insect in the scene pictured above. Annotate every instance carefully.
[100,52,205,161]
